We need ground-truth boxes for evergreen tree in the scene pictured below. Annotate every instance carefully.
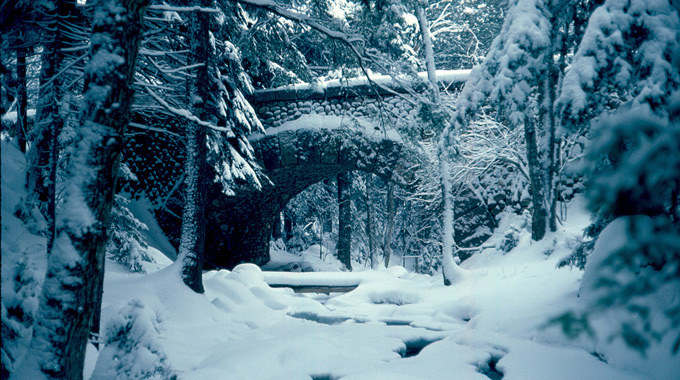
[90,300,176,379]
[554,0,680,355]
[11,0,149,377]
[26,0,87,250]
[106,194,150,274]
[442,0,592,242]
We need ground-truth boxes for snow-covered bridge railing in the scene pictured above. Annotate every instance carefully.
[249,70,471,129]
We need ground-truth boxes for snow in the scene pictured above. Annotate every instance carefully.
[557,0,680,128]
[255,69,471,94]
[1,109,36,124]
[1,139,47,376]
[3,137,677,380]
[82,195,675,379]
[127,198,177,262]
[262,267,406,288]
[249,114,404,143]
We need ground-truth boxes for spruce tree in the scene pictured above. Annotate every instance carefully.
[12,0,149,377]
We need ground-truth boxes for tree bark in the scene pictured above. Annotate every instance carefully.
[16,43,28,153]
[337,172,352,271]
[178,119,208,293]
[176,0,212,293]
[365,173,377,268]
[383,182,395,268]
[526,21,561,241]
[416,1,439,103]
[524,117,548,241]
[12,0,149,378]
[438,149,466,285]
[27,0,77,250]
[546,21,562,234]
[272,211,284,240]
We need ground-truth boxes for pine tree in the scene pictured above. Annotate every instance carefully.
[25,0,86,250]
[554,0,680,355]
[11,0,149,378]
[90,300,176,379]
[106,194,150,273]
[176,0,213,294]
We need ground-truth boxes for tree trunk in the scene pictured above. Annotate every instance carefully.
[524,117,548,241]
[416,1,439,103]
[546,26,561,234]
[526,37,560,241]
[365,173,377,268]
[177,0,212,293]
[27,0,76,250]
[178,119,208,293]
[383,182,395,268]
[12,0,149,378]
[272,211,284,240]
[419,0,464,284]
[16,43,28,153]
[438,149,466,285]
[337,172,352,271]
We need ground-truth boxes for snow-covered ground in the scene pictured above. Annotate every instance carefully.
[90,199,677,377]
[2,138,678,380]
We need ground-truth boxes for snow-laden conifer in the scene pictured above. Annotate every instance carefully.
[11,0,149,378]
[558,0,680,131]
[106,195,150,273]
[90,299,175,380]
[441,0,567,242]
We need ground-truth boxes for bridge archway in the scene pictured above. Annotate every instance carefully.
[134,71,474,269]
[195,118,422,268]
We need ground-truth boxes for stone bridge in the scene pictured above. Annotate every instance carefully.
[251,70,470,130]
[202,122,422,268]
[155,71,471,269]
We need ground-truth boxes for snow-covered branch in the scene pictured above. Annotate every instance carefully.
[148,4,220,13]
[144,87,230,132]
[229,0,423,107]
[451,114,528,183]
[38,53,88,91]
[128,122,180,137]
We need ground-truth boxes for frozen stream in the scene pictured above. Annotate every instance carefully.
[286,291,449,358]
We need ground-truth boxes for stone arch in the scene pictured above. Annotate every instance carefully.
[197,126,421,269]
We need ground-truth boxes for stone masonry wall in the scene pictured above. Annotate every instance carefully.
[248,75,465,130]
[253,94,422,129]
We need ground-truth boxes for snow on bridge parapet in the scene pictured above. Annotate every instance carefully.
[249,70,471,129]
[252,70,471,102]
[249,114,404,144]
